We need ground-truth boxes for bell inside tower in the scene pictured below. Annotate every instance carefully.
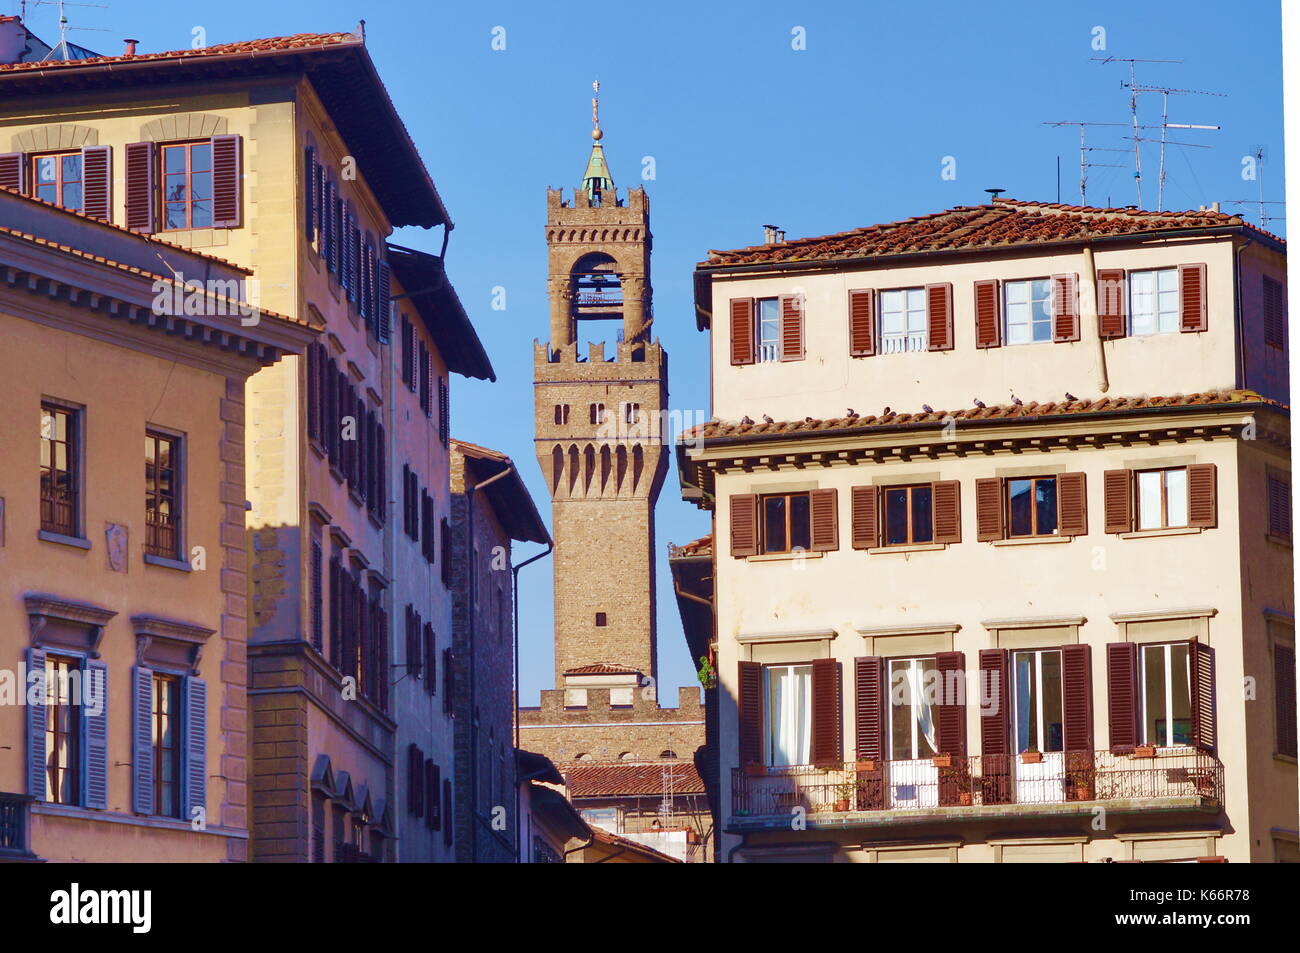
[570,252,626,343]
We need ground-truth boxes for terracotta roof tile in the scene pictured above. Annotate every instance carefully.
[561,761,706,798]
[686,390,1285,442]
[668,535,712,558]
[563,663,641,675]
[702,199,1282,268]
[0,32,357,73]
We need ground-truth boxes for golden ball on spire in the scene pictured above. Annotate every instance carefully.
[592,127,603,140]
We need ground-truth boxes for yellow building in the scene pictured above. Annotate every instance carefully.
[680,199,1297,862]
[0,185,311,862]
[0,26,490,861]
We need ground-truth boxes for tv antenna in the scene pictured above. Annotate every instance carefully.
[25,0,110,62]
[1224,145,1285,227]
[1092,56,1183,207]
[1127,83,1223,210]
[1042,121,1130,205]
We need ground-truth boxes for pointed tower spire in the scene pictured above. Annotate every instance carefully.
[581,80,615,201]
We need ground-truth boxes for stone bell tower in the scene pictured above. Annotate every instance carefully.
[534,82,669,689]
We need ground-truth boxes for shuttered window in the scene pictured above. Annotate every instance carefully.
[882,484,933,546]
[877,288,926,353]
[1264,275,1286,349]
[124,141,155,233]
[43,654,84,805]
[1097,268,1127,339]
[1129,267,1180,335]
[925,282,953,351]
[1132,465,1216,531]
[737,661,764,769]
[1268,469,1292,540]
[762,663,812,767]
[974,279,1000,348]
[979,648,1013,804]
[401,317,415,389]
[757,491,811,554]
[30,151,83,211]
[1006,476,1057,538]
[1103,469,1133,534]
[440,518,452,587]
[850,485,879,549]
[0,151,24,192]
[311,538,324,653]
[418,342,431,415]
[848,289,876,357]
[1051,273,1080,342]
[779,294,805,361]
[1178,262,1208,333]
[1004,278,1053,345]
[730,298,755,365]
[729,493,758,558]
[1106,642,1139,751]
[423,624,437,696]
[1138,641,1213,749]
[1275,642,1297,758]
[853,656,885,760]
[160,140,213,230]
[438,376,450,447]
[756,297,780,363]
[887,656,938,760]
[810,658,842,767]
[983,474,1086,539]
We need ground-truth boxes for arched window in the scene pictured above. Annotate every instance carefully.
[660,750,677,759]
[619,751,636,761]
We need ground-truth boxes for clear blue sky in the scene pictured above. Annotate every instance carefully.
[28,0,1284,702]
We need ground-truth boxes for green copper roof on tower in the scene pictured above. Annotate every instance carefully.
[581,80,615,199]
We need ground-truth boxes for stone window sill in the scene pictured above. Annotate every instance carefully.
[38,530,90,550]
[991,535,1073,547]
[867,543,946,555]
[1119,526,1203,540]
[144,553,192,572]
[747,551,825,563]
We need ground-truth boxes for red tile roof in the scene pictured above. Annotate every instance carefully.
[702,199,1282,268]
[561,761,706,798]
[686,390,1284,442]
[0,31,356,72]
[563,663,641,676]
[588,827,683,863]
[668,535,712,558]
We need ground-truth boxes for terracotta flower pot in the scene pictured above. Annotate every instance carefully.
[1020,750,1043,764]
[834,798,850,812]
[1133,745,1157,759]
[856,759,879,772]
[743,763,766,777]
[958,792,973,806]
[932,754,953,768]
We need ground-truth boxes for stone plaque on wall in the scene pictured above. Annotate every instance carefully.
[106,522,128,572]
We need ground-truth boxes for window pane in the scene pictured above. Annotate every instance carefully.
[1031,280,1052,341]
[905,288,927,334]
[164,146,187,173]
[889,660,911,759]
[1042,651,1063,752]
[1008,479,1033,536]
[37,155,57,183]
[191,171,212,202]
[1169,643,1192,745]
[763,496,787,553]
[190,143,212,172]
[62,154,80,181]
[1165,468,1188,527]
[62,182,81,210]
[885,489,908,545]
[1143,645,1168,746]
[1137,470,1163,530]
[915,658,937,757]
[789,494,811,551]
[1014,651,1037,752]
[880,290,903,333]
[1036,478,1057,535]
[165,204,187,230]
[191,200,213,228]
[911,487,933,543]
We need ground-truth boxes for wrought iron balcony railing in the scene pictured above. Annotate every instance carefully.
[731,749,1222,823]
[0,792,36,859]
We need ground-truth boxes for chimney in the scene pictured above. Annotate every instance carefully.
[123,38,139,56]
[0,16,27,65]
[762,224,785,244]
[1211,201,1220,213]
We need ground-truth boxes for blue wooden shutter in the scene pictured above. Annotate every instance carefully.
[377,260,392,344]
[185,676,207,821]
[25,648,46,800]
[132,666,154,814]
[84,659,109,809]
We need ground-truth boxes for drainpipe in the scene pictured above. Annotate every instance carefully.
[464,463,514,862]
[1234,238,1254,390]
[1082,244,1109,394]
[512,540,553,861]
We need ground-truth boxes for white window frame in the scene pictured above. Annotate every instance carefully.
[1136,467,1189,531]
[879,287,928,354]
[756,297,780,363]
[1011,649,1064,754]
[1003,278,1053,346]
[763,663,812,766]
[1128,267,1180,336]
[887,657,938,761]
[1139,642,1193,748]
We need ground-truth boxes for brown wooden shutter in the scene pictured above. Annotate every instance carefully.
[931,480,961,544]
[211,135,242,228]
[0,152,22,192]
[926,282,954,351]
[850,485,879,550]
[124,141,155,233]
[1106,642,1139,751]
[729,493,758,557]
[1268,471,1292,539]
[935,651,966,756]
[1051,273,1080,342]
[853,657,885,760]
[1190,641,1216,752]
[848,289,875,357]
[1061,643,1093,752]
[1187,463,1217,528]
[1097,268,1127,339]
[1056,472,1088,537]
[979,648,1012,804]
[738,661,763,768]
[1274,643,1297,758]
[1179,262,1207,332]
[1103,469,1133,534]
[80,145,111,222]
[975,477,1004,541]
[809,487,838,552]
[974,279,1000,348]
[729,297,755,365]
[810,657,842,768]
[779,294,804,361]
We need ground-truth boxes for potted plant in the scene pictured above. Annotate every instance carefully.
[696,656,717,691]
[686,829,700,845]
[1133,743,1157,759]
[855,758,879,772]
[1020,746,1043,765]
[833,778,857,812]
[743,761,766,777]
[932,753,954,768]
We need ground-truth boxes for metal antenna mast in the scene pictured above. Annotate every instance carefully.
[1225,145,1286,227]
[28,0,109,61]
[1126,84,1224,210]
[1092,57,1182,207]
[1042,121,1151,206]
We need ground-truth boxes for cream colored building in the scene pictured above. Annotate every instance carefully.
[680,199,1297,862]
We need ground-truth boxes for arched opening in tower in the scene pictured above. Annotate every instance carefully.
[569,251,625,345]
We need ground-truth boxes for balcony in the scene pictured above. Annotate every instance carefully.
[729,750,1222,833]
[334,842,381,863]
[0,793,38,861]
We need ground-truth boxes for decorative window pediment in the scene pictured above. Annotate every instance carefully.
[130,614,214,675]
[25,593,115,656]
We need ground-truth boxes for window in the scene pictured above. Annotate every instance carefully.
[1003,278,1053,345]
[1136,467,1189,530]
[44,655,82,805]
[623,402,639,425]
[888,657,938,760]
[1264,275,1286,349]
[595,612,607,627]
[879,288,927,353]
[161,141,213,230]
[1012,650,1063,753]
[1007,476,1058,538]
[31,152,82,211]
[151,673,182,818]
[145,430,182,559]
[1141,642,1193,747]
[1276,641,1297,758]
[764,664,811,766]
[40,402,79,537]
[1268,470,1292,541]
[756,297,780,362]
[760,491,811,554]
[589,403,605,425]
[554,404,569,425]
[1129,268,1179,336]
[660,750,677,759]
[883,484,933,546]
